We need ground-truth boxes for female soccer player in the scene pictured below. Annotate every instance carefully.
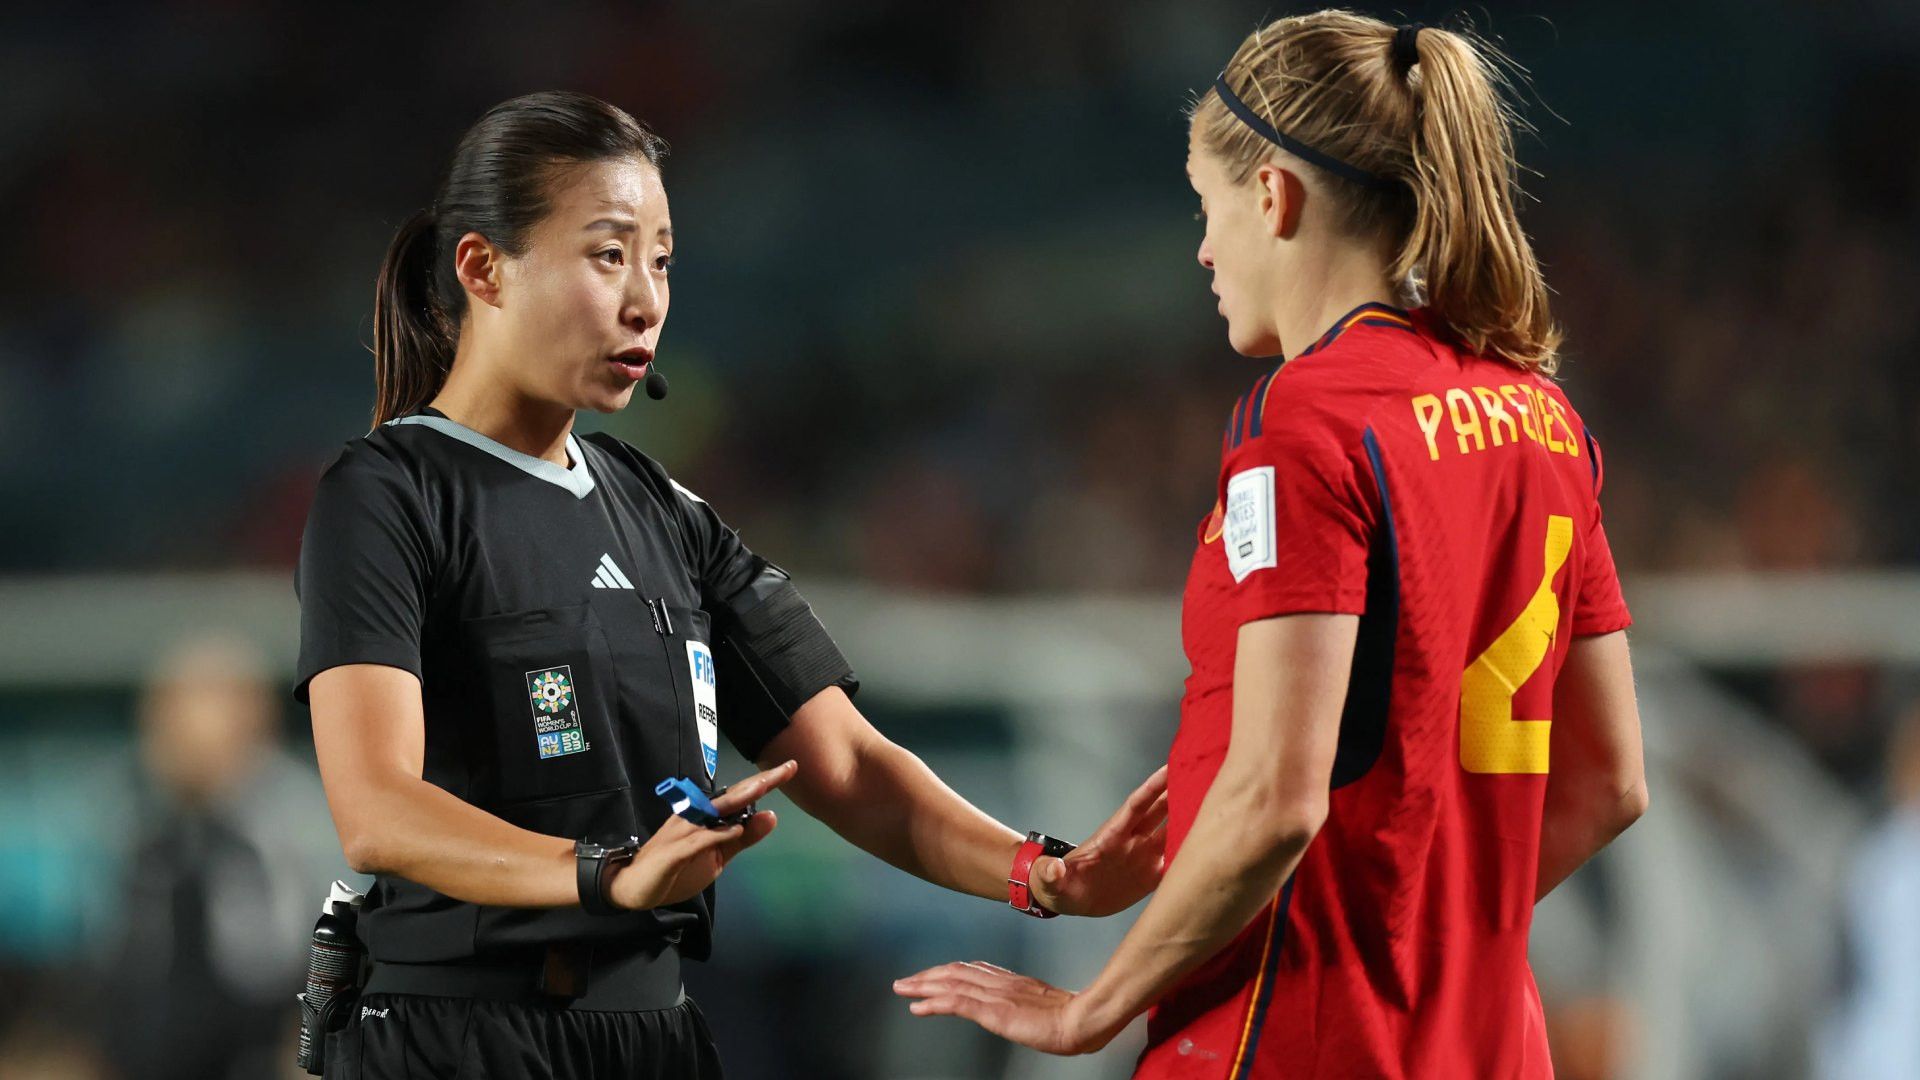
[896,14,1649,1077]
[296,91,1168,1078]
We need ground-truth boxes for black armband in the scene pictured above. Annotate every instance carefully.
[711,564,856,760]
[718,563,857,715]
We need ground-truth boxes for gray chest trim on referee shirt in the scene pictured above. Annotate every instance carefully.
[385,416,597,499]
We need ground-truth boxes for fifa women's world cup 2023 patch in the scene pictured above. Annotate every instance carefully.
[526,666,590,759]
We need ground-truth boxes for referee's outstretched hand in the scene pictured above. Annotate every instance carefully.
[1029,764,1169,918]
[607,760,797,911]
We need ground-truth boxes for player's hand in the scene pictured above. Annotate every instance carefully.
[894,961,1113,1056]
[1030,765,1168,917]
[607,760,797,910]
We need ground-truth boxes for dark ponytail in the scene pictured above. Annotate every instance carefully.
[368,91,669,427]
[372,208,454,427]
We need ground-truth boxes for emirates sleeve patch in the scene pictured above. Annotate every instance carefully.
[1224,466,1278,583]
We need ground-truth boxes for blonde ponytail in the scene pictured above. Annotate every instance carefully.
[1191,12,1561,373]
[1396,26,1560,372]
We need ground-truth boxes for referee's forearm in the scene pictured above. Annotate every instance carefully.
[766,688,1027,900]
[868,738,1026,900]
[776,727,1022,900]
[336,776,580,908]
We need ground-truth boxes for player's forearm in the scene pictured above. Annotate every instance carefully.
[1073,769,1321,1041]
[785,733,1022,900]
[335,775,579,908]
[1534,774,1648,900]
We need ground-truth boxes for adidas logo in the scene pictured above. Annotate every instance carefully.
[590,553,634,590]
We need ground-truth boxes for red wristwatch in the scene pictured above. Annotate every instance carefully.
[1008,831,1077,918]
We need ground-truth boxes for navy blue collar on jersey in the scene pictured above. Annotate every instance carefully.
[1296,302,1416,359]
[1228,303,1418,450]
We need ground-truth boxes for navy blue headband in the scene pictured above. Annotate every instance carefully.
[1211,74,1399,192]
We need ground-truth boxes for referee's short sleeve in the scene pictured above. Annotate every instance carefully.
[292,443,432,705]
[665,477,762,608]
[664,476,858,758]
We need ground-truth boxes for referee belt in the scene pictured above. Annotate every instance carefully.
[364,940,684,1012]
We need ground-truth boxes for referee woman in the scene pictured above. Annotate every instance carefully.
[296,91,1168,1079]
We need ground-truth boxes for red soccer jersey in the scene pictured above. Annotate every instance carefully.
[1136,304,1631,1080]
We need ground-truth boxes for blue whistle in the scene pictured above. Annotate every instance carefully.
[654,777,752,828]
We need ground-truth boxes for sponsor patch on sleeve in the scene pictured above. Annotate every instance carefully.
[1223,466,1278,582]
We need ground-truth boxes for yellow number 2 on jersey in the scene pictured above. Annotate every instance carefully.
[1460,515,1574,774]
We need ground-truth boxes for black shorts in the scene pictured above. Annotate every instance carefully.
[322,992,724,1080]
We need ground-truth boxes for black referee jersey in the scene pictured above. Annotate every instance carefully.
[293,404,852,963]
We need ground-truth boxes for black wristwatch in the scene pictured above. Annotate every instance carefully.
[575,836,641,916]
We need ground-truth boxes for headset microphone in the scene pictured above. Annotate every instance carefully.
[644,365,669,400]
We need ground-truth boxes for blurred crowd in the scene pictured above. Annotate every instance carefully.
[5,3,1915,589]
[4,1,1919,1077]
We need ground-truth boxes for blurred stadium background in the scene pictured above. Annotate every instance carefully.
[4,2,1919,1078]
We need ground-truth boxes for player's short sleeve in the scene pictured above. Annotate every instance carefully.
[1572,430,1632,636]
[292,444,432,705]
[1223,412,1375,624]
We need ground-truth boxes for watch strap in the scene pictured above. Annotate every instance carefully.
[575,838,639,916]
[1008,831,1076,918]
